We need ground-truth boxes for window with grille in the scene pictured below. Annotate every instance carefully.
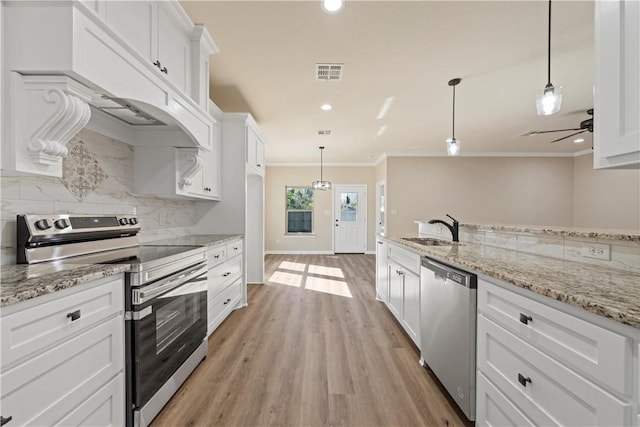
[286,187,314,234]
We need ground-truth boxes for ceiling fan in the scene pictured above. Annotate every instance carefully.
[523,108,593,143]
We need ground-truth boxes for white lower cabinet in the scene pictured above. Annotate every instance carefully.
[476,278,639,427]
[375,238,388,302]
[0,275,125,427]
[385,242,421,348]
[207,238,244,336]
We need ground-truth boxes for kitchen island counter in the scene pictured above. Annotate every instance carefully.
[384,235,640,329]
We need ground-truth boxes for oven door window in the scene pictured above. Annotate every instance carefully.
[155,282,202,354]
[131,271,207,407]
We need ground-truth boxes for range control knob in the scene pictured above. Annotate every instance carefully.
[54,218,70,229]
[118,218,129,226]
[129,218,138,225]
[34,219,52,231]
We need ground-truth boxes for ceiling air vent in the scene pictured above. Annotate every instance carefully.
[316,63,343,81]
[317,130,332,136]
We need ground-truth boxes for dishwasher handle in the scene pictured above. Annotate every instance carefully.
[421,257,477,289]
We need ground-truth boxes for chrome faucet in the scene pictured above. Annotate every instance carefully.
[428,214,459,242]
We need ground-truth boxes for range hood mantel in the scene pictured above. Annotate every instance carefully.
[3,1,216,177]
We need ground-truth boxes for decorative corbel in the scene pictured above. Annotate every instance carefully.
[178,151,204,189]
[11,74,94,169]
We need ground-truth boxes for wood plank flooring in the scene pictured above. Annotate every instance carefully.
[151,254,471,427]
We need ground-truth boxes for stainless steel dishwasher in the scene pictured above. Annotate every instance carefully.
[420,256,477,421]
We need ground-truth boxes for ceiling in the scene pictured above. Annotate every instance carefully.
[180,0,595,164]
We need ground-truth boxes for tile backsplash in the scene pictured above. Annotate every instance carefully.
[1,129,198,264]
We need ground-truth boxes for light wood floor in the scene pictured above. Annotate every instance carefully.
[151,254,471,427]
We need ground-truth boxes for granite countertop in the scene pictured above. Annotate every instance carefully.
[1,234,243,308]
[385,235,640,329]
[415,221,640,242]
[143,234,243,247]
[1,263,131,308]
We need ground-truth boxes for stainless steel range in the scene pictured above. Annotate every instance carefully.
[17,214,208,427]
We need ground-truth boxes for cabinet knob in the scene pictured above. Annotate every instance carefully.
[214,255,220,259]
[1,415,13,426]
[256,163,262,167]
[517,373,532,387]
[161,66,168,74]
[153,60,161,68]
[223,298,232,305]
[222,272,230,277]
[519,313,533,325]
[67,310,81,321]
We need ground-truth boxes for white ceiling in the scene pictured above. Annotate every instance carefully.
[180,0,595,164]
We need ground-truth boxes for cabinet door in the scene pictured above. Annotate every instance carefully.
[104,1,155,61]
[246,126,265,175]
[387,261,403,320]
[402,269,420,348]
[157,3,191,93]
[376,239,388,302]
[594,0,640,169]
[202,145,220,200]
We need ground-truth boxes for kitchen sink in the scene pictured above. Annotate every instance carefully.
[401,237,454,246]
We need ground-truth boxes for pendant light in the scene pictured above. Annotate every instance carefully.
[446,78,462,156]
[312,146,331,190]
[536,0,562,116]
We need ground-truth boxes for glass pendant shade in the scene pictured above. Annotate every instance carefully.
[312,146,331,190]
[446,78,462,156]
[536,84,562,116]
[312,180,331,190]
[446,138,460,156]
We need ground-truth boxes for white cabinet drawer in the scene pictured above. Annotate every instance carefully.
[387,243,420,274]
[1,276,123,368]
[208,279,242,336]
[208,245,227,267]
[476,372,535,427]
[227,240,243,258]
[478,315,632,426]
[56,372,124,427]
[478,279,632,396]
[208,257,242,298]
[0,316,124,427]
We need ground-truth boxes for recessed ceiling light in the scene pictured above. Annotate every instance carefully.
[376,97,395,120]
[320,103,332,111]
[574,138,585,143]
[322,0,344,14]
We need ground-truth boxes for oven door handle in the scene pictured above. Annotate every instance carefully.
[135,264,207,305]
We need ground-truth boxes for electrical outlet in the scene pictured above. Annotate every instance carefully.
[580,243,610,260]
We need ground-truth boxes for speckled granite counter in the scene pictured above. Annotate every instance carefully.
[459,223,640,243]
[1,234,243,309]
[1,263,130,308]
[144,234,243,247]
[385,235,640,329]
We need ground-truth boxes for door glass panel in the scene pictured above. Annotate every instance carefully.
[340,192,358,221]
[155,293,200,354]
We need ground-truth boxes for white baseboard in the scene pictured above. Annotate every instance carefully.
[265,250,376,255]
[265,250,334,255]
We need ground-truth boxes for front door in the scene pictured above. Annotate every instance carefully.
[333,185,367,253]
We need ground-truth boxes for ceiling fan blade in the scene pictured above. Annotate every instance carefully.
[549,130,586,143]
[530,128,583,135]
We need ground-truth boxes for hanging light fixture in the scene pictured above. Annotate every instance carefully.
[312,146,331,190]
[446,78,462,156]
[536,0,562,116]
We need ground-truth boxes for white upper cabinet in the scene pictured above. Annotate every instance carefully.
[594,0,640,169]
[247,125,266,176]
[104,1,192,94]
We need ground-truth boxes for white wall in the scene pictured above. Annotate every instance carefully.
[265,165,376,253]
